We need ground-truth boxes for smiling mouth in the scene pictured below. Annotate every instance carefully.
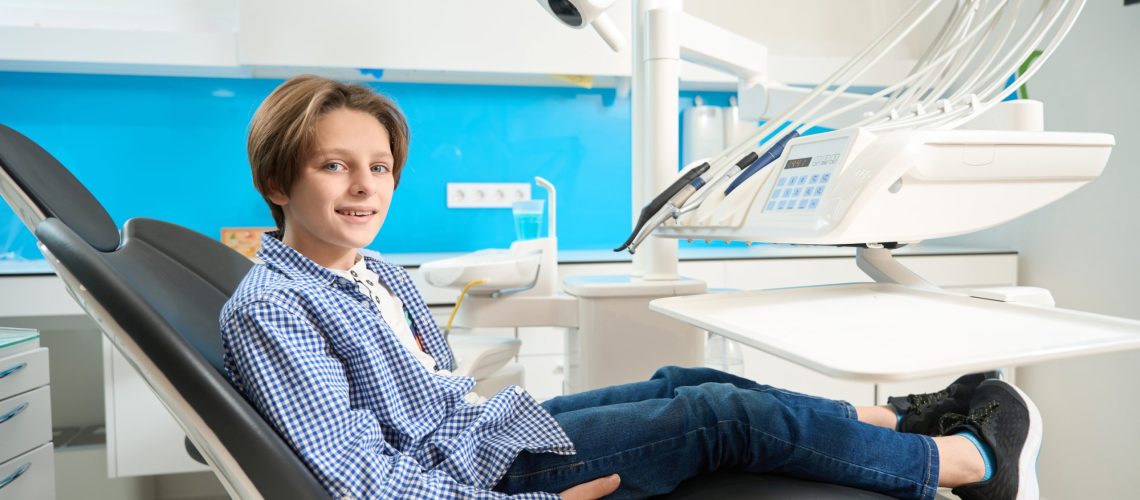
[336,209,377,217]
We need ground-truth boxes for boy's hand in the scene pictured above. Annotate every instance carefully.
[560,474,620,499]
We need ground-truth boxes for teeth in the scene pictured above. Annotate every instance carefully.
[339,210,372,216]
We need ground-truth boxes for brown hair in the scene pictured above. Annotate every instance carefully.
[247,75,410,229]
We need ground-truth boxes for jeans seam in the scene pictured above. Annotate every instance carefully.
[504,460,588,480]
[750,425,931,492]
[921,435,938,500]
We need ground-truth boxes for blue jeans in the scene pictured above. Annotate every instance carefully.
[494,366,939,499]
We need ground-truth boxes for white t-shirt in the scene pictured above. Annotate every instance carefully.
[329,256,486,404]
[330,258,437,371]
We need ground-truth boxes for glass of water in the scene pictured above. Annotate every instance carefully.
[511,200,545,240]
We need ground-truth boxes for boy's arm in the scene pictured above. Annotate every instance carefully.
[224,299,559,499]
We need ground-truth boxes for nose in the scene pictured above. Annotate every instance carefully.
[349,168,374,196]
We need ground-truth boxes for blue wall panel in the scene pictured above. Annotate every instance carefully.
[0,71,737,259]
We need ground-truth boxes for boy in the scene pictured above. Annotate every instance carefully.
[221,75,1042,499]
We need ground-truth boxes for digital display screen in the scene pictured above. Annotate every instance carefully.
[785,157,812,169]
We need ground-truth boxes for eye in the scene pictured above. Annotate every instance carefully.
[323,162,346,172]
[371,164,391,174]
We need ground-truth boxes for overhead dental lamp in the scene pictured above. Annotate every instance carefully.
[534,0,627,52]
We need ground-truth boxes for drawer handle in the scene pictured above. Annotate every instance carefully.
[0,363,26,379]
[0,402,28,425]
[0,463,30,491]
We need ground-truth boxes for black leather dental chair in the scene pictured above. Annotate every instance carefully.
[0,124,325,497]
[0,123,893,499]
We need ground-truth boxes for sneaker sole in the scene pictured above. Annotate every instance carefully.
[1003,382,1043,500]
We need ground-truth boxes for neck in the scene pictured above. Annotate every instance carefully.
[280,230,359,271]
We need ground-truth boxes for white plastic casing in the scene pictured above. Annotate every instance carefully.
[659,127,1114,246]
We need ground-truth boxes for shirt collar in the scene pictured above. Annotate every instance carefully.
[257,231,381,290]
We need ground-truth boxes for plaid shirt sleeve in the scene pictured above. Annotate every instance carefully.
[224,299,560,500]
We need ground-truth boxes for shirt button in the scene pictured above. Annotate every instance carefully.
[350,270,358,277]
[513,386,524,395]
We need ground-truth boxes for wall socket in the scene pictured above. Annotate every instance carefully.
[446,182,531,208]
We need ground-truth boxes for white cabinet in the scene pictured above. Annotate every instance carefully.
[0,330,54,500]
[0,0,926,86]
[238,0,631,80]
[0,444,55,500]
[101,339,207,478]
[0,0,240,77]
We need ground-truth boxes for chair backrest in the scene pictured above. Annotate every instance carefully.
[0,124,120,251]
[0,124,326,499]
[0,122,248,372]
[36,217,328,499]
[122,218,254,371]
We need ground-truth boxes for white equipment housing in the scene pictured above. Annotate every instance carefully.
[420,243,543,296]
[660,127,1114,246]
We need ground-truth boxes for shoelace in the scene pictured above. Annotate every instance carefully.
[937,400,1000,436]
[906,389,951,416]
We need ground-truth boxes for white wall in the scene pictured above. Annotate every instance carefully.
[944,1,1140,497]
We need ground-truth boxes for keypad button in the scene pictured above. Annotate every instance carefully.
[772,188,781,198]
[815,186,825,196]
[810,174,820,184]
[777,200,787,210]
[821,174,831,183]
[792,187,803,196]
[777,177,787,187]
[766,201,776,211]
[808,199,819,209]
[798,199,809,209]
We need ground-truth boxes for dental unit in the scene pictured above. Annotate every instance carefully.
[622,0,1100,257]
[424,0,1140,395]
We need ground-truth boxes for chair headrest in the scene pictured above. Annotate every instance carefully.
[0,124,120,251]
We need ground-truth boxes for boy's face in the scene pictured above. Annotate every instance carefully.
[269,107,395,269]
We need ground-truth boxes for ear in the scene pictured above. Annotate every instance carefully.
[266,181,289,206]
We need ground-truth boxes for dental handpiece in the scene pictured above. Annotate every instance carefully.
[615,162,711,253]
[623,178,706,254]
[676,149,764,217]
[723,130,799,196]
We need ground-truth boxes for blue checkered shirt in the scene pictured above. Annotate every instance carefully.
[221,233,575,498]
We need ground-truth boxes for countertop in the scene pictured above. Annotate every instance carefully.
[0,242,1015,276]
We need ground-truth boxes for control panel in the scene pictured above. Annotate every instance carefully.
[763,135,851,214]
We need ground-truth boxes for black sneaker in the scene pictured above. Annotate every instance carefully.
[888,371,998,436]
[943,379,1043,500]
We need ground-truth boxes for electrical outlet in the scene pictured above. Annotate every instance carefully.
[447,183,531,208]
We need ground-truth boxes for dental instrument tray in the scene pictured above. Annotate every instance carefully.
[650,283,1140,382]
[657,128,1114,247]
[420,246,541,295]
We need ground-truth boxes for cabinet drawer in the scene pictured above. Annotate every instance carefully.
[0,386,51,463]
[0,348,49,401]
[0,443,55,500]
